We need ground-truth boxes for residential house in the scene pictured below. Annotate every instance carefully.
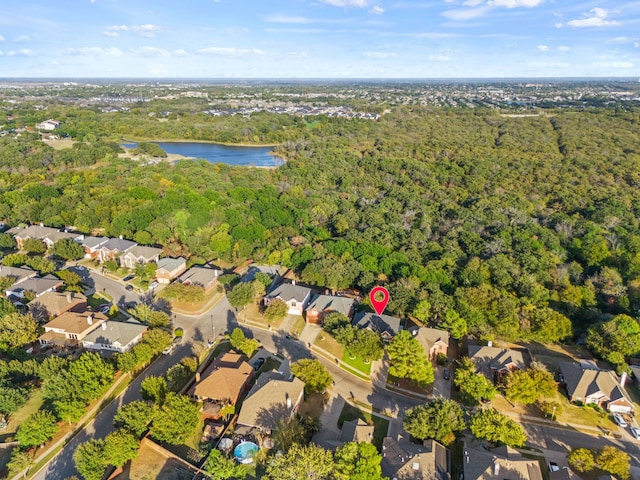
[468,345,526,384]
[559,361,634,413]
[82,321,148,353]
[340,419,374,443]
[414,327,450,361]
[6,225,61,250]
[353,311,402,342]
[189,351,254,407]
[236,371,305,434]
[305,294,355,325]
[39,310,107,347]
[120,245,163,269]
[0,265,37,284]
[263,282,312,316]
[42,231,84,250]
[81,236,109,259]
[97,237,137,262]
[178,265,222,291]
[28,291,87,319]
[5,274,63,300]
[381,437,450,480]
[630,364,640,388]
[156,257,187,284]
[463,445,543,480]
[242,265,280,284]
[36,119,60,131]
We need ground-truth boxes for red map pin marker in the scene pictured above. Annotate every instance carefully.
[369,286,390,316]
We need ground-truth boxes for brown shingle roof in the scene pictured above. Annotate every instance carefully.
[190,352,253,404]
[43,310,107,335]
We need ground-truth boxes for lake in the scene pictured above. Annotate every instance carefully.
[121,141,284,167]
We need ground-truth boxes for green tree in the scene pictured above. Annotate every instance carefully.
[0,312,38,351]
[74,439,107,480]
[219,403,235,422]
[254,272,272,288]
[264,298,288,321]
[334,442,385,480]
[227,283,254,309]
[103,429,140,468]
[387,330,434,386]
[22,237,46,254]
[141,328,172,353]
[322,312,350,334]
[252,279,266,302]
[0,386,29,415]
[351,328,384,362]
[67,352,115,402]
[587,314,640,370]
[412,299,432,323]
[203,449,244,480]
[228,327,259,357]
[504,366,556,405]
[0,232,16,249]
[113,401,154,438]
[265,443,335,480]
[404,399,466,444]
[150,393,198,444]
[469,408,526,447]
[273,416,308,451]
[597,446,630,480]
[291,359,332,395]
[439,309,468,340]
[140,376,168,404]
[15,410,58,447]
[567,448,596,473]
[6,449,32,477]
[51,238,84,260]
[453,358,497,405]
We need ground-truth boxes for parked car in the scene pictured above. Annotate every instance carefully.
[123,274,135,282]
[613,414,628,428]
[443,369,451,380]
[252,357,265,371]
[97,304,111,314]
[125,284,134,291]
[630,426,640,440]
[549,462,560,472]
[148,281,159,290]
[162,344,174,355]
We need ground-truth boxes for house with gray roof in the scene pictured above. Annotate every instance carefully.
[414,327,450,360]
[82,321,148,353]
[0,265,37,283]
[242,265,281,284]
[353,311,402,342]
[178,265,222,291]
[305,294,355,325]
[97,237,137,262]
[120,245,163,269]
[468,345,527,384]
[463,445,542,480]
[156,257,187,284]
[5,274,63,300]
[264,282,312,316]
[81,236,109,259]
[382,437,450,480]
[42,231,84,249]
[340,418,374,443]
[559,361,633,413]
[7,225,62,250]
[236,371,305,434]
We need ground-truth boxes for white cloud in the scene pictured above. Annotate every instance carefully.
[173,49,188,57]
[427,53,451,61]
[319,0,368,7]
[286,51,308,57]
[537,44,548,51]
[635,42,640,49]
[557,45,570,51]
[196,47,266,57]
[130,46,171,57]
[58,47,123,56]
[370,6,384,14]
[487,0,543,7]
[0,35,4,42]
[0,51,3,56]
[7,49,35,56]
[104,24,161,37]
[567,8,619,28]
[13,35,31,43]
[264,15,310,23]
[363,51,396,58]
[442,6,489,20]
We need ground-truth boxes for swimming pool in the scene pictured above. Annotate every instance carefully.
[234,441,259,464]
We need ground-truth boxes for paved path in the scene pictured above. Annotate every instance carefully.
[312,392,345,449]
[298,323,321,345]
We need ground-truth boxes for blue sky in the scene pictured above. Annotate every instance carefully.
[0,0,638,78]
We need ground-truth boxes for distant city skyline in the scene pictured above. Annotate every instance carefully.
[0,0,638,78]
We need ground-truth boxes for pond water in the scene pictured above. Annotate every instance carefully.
[121,141,284,167]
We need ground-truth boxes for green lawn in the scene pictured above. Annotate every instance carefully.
[257,357,282,376]
[337,403,389,451]
[86,293,110,309]
[341,351,372,375]
[314,332,344,358]
[291,317,306,337]
[5,389,45,436]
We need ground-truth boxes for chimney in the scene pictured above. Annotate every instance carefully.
[101,322,107,330]
[487,340,493,347]
[621,371,628,387]
[493,458,499,475]
[119,235,123,240]
[195,372,201,382]
[40,222,44,227]
[87,314,93,325]
[66,292,72,303]
[291,280,296,286]
[286,393,291,409]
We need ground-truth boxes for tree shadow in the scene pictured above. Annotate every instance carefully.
[253,401,294,434]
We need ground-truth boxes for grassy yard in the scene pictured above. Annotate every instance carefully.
[86,293,110,310]
[337,403,389,451]
[128,441,196,480]
[341,351,372,375]
[256,357,282,376]
[168,289,223,314]
[298,392,327,420]
[4,389,45,437]
[241,303,284,329]
[291,317,306,337]
[314,332,344,359]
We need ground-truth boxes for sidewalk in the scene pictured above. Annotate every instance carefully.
[312,392,345,449]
